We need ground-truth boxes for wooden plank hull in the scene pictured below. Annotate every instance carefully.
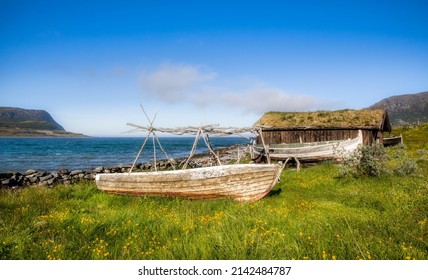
[254,130,363,161]
[383,135,403,147]
[95,164,283,202]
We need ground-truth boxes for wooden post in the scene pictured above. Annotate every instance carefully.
[258,128,271,164]
[129,133,150,174]
[202,133,222,166]
[182,128,202,169]
[152,134,157,171]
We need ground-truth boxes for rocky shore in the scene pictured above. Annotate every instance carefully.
[0,144,251,190]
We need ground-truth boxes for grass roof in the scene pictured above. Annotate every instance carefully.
[254,109,389,129]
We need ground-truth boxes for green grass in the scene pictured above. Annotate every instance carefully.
[1,126,427,260]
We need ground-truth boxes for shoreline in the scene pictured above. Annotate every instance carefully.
[0,128,88,138]
[0,144,251,189]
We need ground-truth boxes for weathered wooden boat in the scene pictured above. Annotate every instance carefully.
[96,163,283,202]
[96,109,282,202]
[252,130,363,162]
[383,135,403,147]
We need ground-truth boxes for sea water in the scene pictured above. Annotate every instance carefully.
[0,137,251,173]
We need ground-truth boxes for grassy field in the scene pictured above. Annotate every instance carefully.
[1,125,427,260]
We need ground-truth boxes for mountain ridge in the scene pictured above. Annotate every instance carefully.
[0,107,86,137]
[367,91,428,126]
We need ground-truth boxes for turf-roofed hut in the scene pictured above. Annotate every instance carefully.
[254,109,391,146]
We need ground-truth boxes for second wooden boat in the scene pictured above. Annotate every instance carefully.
[383,135,403,147]
[253,130,363,162]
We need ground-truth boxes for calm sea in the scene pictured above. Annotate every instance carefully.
[0,137,251,173]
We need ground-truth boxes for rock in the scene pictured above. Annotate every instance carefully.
[25,173,38,179]
[0,172,13,180]
[39,181,49,186]
[57,168,70,175]
[11,174,24,185]
[36,171,48,177]
[61,175,71,181]
[70,170,84,176]
[1,178,15,186]
[94,167,104,173]
[84,174,95,180]
[22,177,31,186]
[29,176,39,184]
[135,163,143,169]
[47,178,57,185]
[24,169,37,176]
[39,174,53,182]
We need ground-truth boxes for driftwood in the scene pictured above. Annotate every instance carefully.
[128,107,176,173]
[126,123,255,137]
[126,119,258,170]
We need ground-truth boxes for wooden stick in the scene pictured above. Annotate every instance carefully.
[202,133,222,166]
[126,122,255,136]
[129,131,150,174]
[182,128,202,169]
[257,127,271,164]
[129,106,158,174]
[154,134,176,170]
[152,134,157,171]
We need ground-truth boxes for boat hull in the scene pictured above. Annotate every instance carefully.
[95,164,283,202]
[253,130,363,161]
[383,135,403,147]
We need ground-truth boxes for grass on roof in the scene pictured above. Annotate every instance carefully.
[255,109,386,128]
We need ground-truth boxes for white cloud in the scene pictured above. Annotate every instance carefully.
[140,62,323,114]
[192,87,318,114]
[140,63,216,102]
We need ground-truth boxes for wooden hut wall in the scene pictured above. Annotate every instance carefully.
[258,129,381,145]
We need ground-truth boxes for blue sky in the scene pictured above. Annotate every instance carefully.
[1,0,427,136]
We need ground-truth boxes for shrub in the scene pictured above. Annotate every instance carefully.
[337,144,389,178]
[394,157,418,176]
[338,143,419,178]
[357,144,389,176]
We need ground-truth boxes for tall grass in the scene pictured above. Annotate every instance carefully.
[1,126,427,260]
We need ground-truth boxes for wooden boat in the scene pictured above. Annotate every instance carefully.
[96,163,283,202]
[383,135,403,147]
[253,130,363,162]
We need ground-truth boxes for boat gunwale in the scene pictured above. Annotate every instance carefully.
[96,163,281,180]
[95,163,283,202]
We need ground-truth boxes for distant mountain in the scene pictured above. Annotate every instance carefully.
[0,107,85,137]
[368,91,428,126]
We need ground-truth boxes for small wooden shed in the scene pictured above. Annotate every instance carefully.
[254,109,391,146]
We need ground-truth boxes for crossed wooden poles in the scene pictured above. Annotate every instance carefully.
[127,106,259,174]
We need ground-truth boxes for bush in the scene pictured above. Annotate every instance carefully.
[338,144,389,178]
[357,144,389,176]
[337,144,419,178]
[394,157,418,176]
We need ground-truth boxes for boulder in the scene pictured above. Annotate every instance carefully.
[70,170,84,176]
[57,168,70,175]
[39,174,53,182]
[94,167,104,173]
[0,172,13,180]
[24,169,37,176]
[29,176,39,184]
[2,178,16,186]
